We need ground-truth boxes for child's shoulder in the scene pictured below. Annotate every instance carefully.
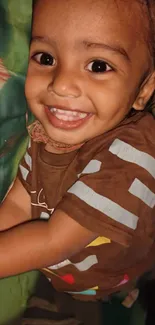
[114,111,154,140]
[83,112,155,160]
[112,112,155,159]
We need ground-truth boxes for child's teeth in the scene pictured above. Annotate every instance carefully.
[57,109,63,114]
[80,113,87,118]
[50,107,87,121]
[63,116,68,121]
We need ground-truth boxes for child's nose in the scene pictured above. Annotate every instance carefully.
[47,68,82,98]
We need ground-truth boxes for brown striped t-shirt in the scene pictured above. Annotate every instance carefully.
[18,112,155,301]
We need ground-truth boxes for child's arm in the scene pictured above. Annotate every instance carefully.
[0,179,97,278]
[0,178,32,230]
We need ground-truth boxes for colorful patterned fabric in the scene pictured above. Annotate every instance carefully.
[0,1,38,324]
[0,0,33,203]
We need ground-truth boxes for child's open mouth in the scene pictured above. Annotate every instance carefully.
[45,106,92,130]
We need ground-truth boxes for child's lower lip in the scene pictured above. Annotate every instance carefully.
[45,106,92,130]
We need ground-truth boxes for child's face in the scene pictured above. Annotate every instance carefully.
[25,0,153,147]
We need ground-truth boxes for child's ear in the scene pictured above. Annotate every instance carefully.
[133,71,155,111]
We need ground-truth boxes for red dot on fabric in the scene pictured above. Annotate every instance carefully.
[124,274,129,281]
[60,274,75,284]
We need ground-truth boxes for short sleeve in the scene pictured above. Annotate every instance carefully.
[58,135,155,247]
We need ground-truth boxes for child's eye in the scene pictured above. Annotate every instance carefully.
[32,52,56,66]
[86,60,112,73]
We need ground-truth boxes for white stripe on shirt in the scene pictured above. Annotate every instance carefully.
[109,139,155,178]
[68,181,138,230]
[129,178,155,208]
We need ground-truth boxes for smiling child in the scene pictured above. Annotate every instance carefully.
[0,0,155,324]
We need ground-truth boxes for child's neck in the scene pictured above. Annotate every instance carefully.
[45,142,83,154]
[27,120,83,154]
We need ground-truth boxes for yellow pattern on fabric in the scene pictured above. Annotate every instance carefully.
[86,236,111,247]
[91,286,99,290]
[43,268,58,276]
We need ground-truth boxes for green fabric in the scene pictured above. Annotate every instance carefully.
[0,272,39,325]
[0,1,38,324]
[102,295,145,325]
[102,301,145,325]
[0,0,33,203]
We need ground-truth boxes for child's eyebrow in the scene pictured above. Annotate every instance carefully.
[31,36,56,46]
[31,36,130,63]
[83,40,130,62]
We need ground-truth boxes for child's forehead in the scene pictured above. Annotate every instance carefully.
[33,0,148,52]
[34,0,144,19]
[33,0,146,37]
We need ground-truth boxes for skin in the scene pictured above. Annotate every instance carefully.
[0,0,154,277]
[25,0,154,151]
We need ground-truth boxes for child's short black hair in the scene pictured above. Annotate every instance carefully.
[142,0,155,63]
[141,0,155,113]
[137,1,155,112]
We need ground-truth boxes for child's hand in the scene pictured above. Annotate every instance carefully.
[122,289,139,308]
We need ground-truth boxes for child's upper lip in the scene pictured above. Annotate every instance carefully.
[45,104,92,115]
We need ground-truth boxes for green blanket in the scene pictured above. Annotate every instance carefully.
[0,0,33,202]
[0,1,38,324]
